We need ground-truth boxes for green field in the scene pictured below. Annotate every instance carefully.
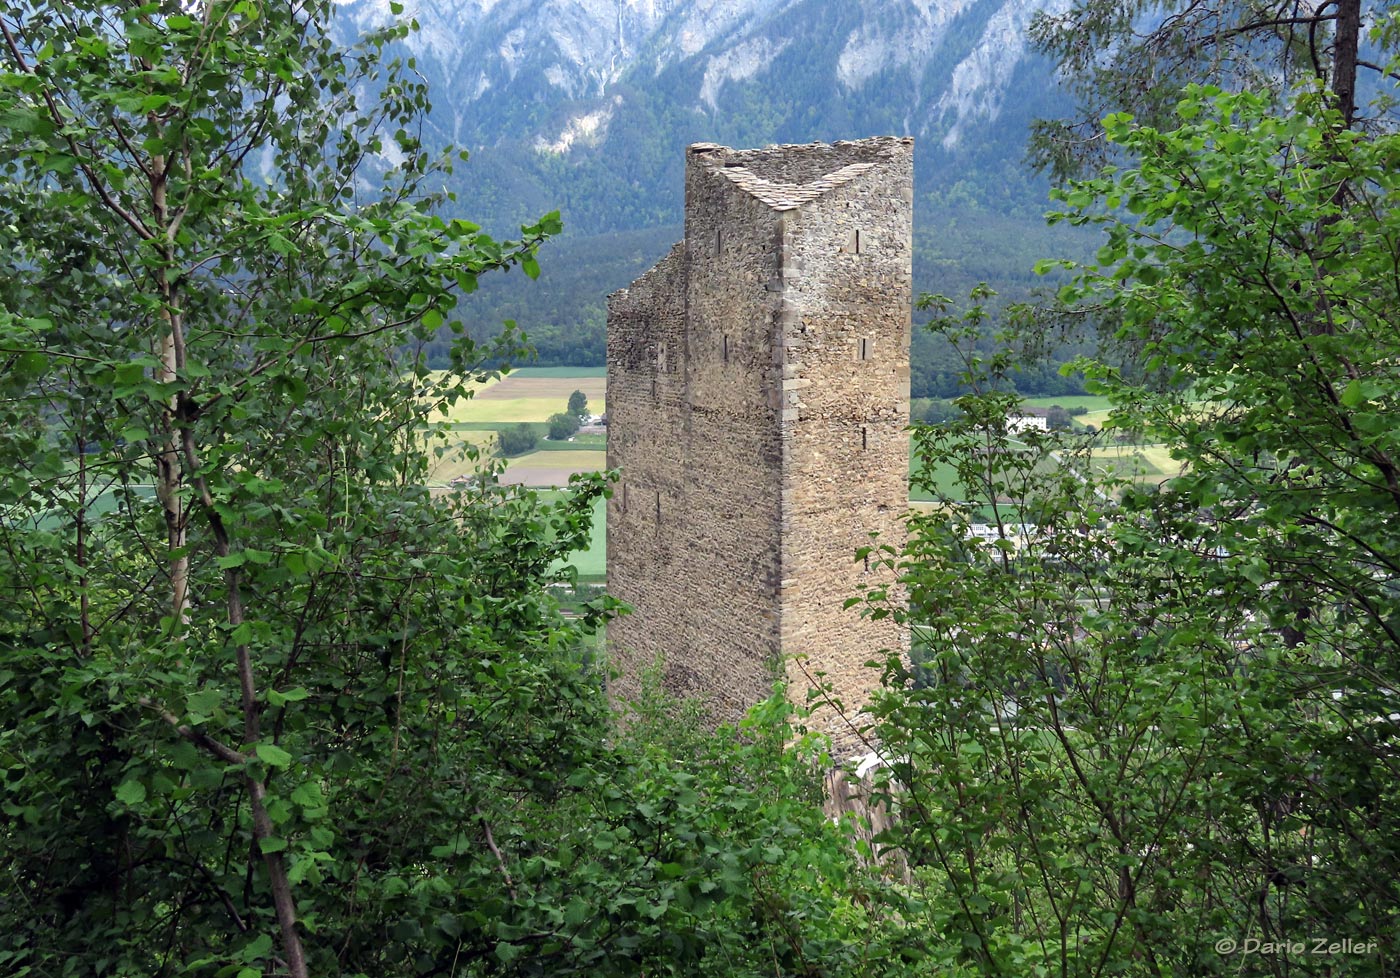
[540,489,607,581]
[428,371,605,425]
[509,366,607,378]
[1018,395,1112,412]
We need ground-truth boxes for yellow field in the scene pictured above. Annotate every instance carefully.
[432,374,607,424]
[1086,442,1183,483]
[425,430,504,486]
[420,370,506,424]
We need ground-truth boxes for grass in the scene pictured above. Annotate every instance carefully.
[534,433,606,450]
[1086,443,1180,481]
[424,424,503,484]
[426,448,495,486]
[1017,395,1112,412]
[908,429,1180,500]
[507,450,609,472]
[540,488,607,580]
[910,454,963,502]
[509,366,607,378]
[436,398,560,423]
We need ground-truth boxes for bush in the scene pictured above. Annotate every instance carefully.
[497,422,539,456]
[548,412,581,441]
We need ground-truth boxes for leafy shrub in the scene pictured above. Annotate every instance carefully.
[548,412,581,440]
[497,422,540,456]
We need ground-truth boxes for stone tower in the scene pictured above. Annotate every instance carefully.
[605,137,912,749]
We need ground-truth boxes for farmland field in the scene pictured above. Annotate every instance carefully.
[432,370,606,424]
[500,449,608,487]
[419,366,609,580]
[509,366,607,379]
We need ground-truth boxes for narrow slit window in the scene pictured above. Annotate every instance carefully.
[716,228,723,254]
[655,491,661,525]
[656,341,667,373]
[622,484,628,513]
[722,334,730,363]
[861,426,868,450]
[858,337,873,361]
[844,229,862,254]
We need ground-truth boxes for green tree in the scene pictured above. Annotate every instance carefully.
[0,2,574,974]
[497,421,540,456]
[1028,0,1378,176]
[863,82,1400,977]
[0,6,912,977]
[568,388,590,419]
[548,411,581,441]
[1044,404,1071,430]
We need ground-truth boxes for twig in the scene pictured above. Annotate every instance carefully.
[476,805,517,900]
[138,696,247,766]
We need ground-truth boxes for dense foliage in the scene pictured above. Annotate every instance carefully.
[0,3,904,976]
[1028,0,1381,175]
[496,422,541,457]
[860,79,1400,977]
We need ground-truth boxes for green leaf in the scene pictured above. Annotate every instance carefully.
[186,688,221,717]
[255,743,293,768]
[13,351,46,378]
[115,779,146,806]
[290,781,324,808]
[1339,379,1363,407]
[242,933,273,963]
[267,686,309,707]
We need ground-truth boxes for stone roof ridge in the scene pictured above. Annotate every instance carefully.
[715,160,878,212]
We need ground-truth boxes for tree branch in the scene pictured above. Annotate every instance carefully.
[138,696,248,766]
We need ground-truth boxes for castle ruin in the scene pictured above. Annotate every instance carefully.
[605,137,912,750]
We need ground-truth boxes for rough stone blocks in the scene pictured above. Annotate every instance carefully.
[606,137,912,755]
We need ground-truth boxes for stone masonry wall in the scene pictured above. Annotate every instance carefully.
[607,138,912,749]
[606,179,787,718]
[776,142,912,751]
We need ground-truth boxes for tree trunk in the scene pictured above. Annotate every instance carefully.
[1331,0,1362,127]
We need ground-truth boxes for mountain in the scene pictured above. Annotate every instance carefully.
[335,0,1095,395]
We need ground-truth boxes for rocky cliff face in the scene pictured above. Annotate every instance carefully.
[335,0,1069,163]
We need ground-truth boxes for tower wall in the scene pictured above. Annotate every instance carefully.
[606,138,912,747]
[606,172,787,718]
[775,149,913,747]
